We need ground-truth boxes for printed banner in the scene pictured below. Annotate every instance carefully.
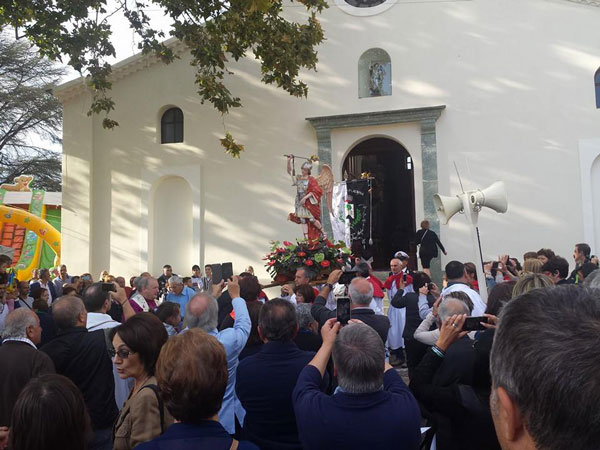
[345,180,371,255]
[330,183,350,247]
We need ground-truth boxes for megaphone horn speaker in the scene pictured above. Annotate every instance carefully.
[433,194,463,224]
[471,181,508,214]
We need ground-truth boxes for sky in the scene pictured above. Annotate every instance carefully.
[60,3,174,83]
[26,3,175,153]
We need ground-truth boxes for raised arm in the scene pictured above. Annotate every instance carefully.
[390,287,407,309]
[111,283,135,321]
[228,278,251,350]
[413,311,439,345]
[308,318,340,377]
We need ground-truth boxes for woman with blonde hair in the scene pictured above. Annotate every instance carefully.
[415,220,447,276]
[522,258,543,274]
[512,273,554,298]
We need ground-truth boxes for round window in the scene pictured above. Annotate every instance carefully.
[334,0,395,16]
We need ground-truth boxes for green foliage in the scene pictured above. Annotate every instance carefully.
[0,33,63,190]
[220,132,244,158]
[0,0,327,156]
[264,237,352,281]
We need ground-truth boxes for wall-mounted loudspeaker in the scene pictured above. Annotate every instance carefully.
[468,181,508,214]
[433,194,463,225]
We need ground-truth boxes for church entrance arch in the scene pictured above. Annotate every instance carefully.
[342,137,416,270]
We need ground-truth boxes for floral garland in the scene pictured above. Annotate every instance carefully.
[264,237,352,281]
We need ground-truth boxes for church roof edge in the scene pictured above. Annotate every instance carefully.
[53,37,187,103]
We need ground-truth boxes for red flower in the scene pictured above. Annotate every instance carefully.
[305,259,314,266]
[276,248,285,254]
[268,261,276,266]
[320,260,330,268]
[297,252,306,257]
[326,241,335,248]
[283,241,293,247]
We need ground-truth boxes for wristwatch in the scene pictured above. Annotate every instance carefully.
[325,283,334,290]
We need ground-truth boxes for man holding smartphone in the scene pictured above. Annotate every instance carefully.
[311,271,390,344]
[293,320,421,450]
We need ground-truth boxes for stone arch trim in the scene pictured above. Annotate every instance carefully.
[306,105,445,280]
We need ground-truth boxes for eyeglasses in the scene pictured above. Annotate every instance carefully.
[115,348,133,359]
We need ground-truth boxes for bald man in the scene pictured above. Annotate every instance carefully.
[311,277,391,343]
[41,296,118,450]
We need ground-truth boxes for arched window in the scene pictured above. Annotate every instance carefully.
[595,68,600,109]
[358,48,391,98]
[161,107,184,144]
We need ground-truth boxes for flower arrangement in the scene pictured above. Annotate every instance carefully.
[264,237,352,282]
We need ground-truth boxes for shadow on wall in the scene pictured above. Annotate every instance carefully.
[66,0,600,278]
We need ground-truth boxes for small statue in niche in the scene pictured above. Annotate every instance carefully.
[369,62,385,96]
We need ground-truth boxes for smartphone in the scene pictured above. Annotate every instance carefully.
[336,297,351,325]
[462,316,488,332]
[101,282,116,292]
[339,271,357,285]
[222,262,233,281]
[210,264,223,284]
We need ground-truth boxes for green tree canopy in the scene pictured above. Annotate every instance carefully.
[0,33,63,191]
[0,0,327,156]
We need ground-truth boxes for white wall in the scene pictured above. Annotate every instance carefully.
[59,0,600,279]
[149,176,193,275]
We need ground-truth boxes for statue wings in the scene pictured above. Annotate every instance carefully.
[316,165,334,212]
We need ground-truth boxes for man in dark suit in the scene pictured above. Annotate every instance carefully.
[311,272,390,343]
[0,309,55,426]
[41,296,117,450]
[236,299,327,450]
[293,303,322,352]
[432,297,475,387]
[29,268,57,305]
[293,320,421,450]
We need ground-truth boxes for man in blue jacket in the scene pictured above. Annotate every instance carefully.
[293,319,421,450]
[236,298,327,450]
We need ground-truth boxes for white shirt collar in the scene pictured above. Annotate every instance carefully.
[86,312,120,330]
[2,337,37,349]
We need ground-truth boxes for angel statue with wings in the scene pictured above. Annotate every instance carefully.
[286,155,334,240]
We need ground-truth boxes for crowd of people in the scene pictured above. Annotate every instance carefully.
[0,241,599,450]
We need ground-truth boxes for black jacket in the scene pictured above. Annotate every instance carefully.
[41,327,118,430]
[410,347,500,450]
[294,329,322,353]
[433,336,475,387]
[0,341,55,426]
[311,296,390,343]
[390,290,435,340]
[415,228,445,257]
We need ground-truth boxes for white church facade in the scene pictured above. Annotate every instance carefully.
[55,0,600,281]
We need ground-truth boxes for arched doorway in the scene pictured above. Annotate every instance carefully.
[342,137,416,270]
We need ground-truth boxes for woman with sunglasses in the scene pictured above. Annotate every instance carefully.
[112,313,174,449]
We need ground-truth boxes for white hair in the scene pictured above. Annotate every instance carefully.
[168,275,183,286]
[2,309,37,339]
